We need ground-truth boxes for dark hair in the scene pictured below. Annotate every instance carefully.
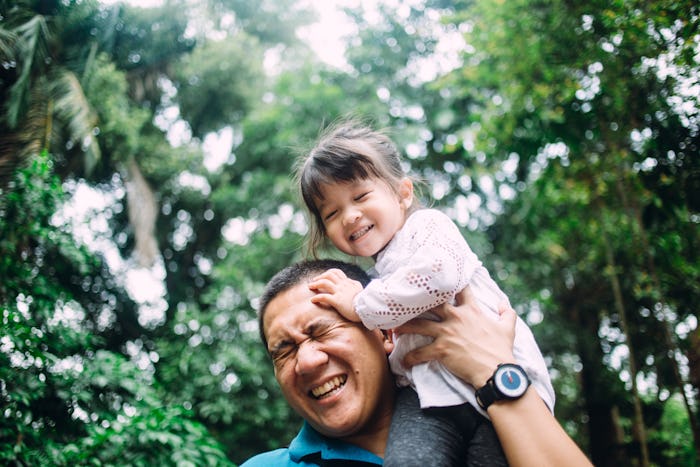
[257,259,371,351]
[295,119,412,257]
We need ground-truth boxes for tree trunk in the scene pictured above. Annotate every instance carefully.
[613,172,700,460]
[601,229,650,467]
[569,297,627,466]
[687,329,700,464]
[125,157,160,268]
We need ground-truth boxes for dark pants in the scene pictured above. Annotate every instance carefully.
[383,387,508,467]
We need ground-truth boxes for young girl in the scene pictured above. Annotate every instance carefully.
[296,120,555,466]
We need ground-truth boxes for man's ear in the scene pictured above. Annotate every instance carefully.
[369,329,394,354]
[398,177,414,209]
[381,329,395,355]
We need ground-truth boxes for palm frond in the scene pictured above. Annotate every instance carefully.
[0,25,18,61]
[6,15,49,129]
[51,70,101,175]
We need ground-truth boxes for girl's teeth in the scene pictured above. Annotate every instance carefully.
[351,226,370,240]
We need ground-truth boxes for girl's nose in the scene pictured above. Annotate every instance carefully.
[342,208,361,225]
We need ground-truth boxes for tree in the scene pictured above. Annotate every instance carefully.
[3,0,697,464]
[433,0,699,464]
[0,152,232,465]
[1,0,315,463]
[0,1,102,185]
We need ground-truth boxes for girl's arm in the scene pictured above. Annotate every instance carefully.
[396,288,593,467]
[308,268,363,322]
[355,209,475,329]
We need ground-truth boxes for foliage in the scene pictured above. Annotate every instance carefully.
[0,153,231,465]
[0,1,102,181]
[1,0,697,465]
[647,396,698,467]
[173,38,264,138]
[436,0,699,464]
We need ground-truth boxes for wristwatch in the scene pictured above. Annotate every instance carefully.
[476,363,531,410]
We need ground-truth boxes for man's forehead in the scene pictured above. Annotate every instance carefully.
[264,283,339,339]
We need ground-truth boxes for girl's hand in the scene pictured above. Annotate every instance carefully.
[395,286,517,388]
[308,268,363,323]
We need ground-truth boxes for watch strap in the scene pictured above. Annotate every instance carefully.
[475,377,498,410]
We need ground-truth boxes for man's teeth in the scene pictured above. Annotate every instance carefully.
[311,376,347,398]
[350,226,371,241]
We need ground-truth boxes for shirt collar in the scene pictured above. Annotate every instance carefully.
[288,422,383,464]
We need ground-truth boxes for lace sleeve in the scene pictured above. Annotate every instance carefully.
[354,209,480,330]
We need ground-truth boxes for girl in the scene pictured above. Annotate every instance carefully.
[296,120,555,466]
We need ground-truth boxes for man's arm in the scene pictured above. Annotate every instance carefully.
[395,287,593,467]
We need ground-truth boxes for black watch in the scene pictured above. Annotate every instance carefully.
[476,363,531,410]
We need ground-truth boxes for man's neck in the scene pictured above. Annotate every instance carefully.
[340,407,393,458]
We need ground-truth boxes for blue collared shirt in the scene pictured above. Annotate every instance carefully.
[240,422,383,466]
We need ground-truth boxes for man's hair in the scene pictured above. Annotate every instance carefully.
[257,259,371,351]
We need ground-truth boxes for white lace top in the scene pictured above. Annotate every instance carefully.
[354,209,555,415]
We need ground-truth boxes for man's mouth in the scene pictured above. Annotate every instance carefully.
[310,375,347,399]
[350,225,372,241]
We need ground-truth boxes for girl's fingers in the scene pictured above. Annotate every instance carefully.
[310,293,334,308]
[312,268,346,283]
[308,277,335,292]
[310,270,348,292]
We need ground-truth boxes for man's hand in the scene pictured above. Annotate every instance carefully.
[308,268,363,323]
[395,286,517,388]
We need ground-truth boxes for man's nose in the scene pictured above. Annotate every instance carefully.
[295,341,328,374]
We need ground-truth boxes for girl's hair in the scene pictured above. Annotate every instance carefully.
[295,118,416,257]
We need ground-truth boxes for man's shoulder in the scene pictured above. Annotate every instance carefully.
[239,423,383,466]
[240,447,297,466]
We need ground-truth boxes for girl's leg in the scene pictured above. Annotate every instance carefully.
[384,387,468,467]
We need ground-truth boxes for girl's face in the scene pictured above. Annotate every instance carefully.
[315,177,413,258]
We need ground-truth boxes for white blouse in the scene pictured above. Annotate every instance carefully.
[354,209,555,416]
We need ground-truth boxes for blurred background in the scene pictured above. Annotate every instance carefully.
[0,0,698,465]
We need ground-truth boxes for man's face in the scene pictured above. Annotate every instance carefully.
[263,281,395,440]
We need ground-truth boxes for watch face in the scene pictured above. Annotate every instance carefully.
[494,364,529,398]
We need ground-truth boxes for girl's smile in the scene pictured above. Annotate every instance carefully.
[316,177,413,258]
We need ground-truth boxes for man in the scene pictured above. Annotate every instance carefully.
[248,259,389,465]
[242,259,592,466]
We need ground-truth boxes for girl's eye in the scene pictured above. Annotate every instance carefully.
[323,210,337,221]
[354,192,370,201]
